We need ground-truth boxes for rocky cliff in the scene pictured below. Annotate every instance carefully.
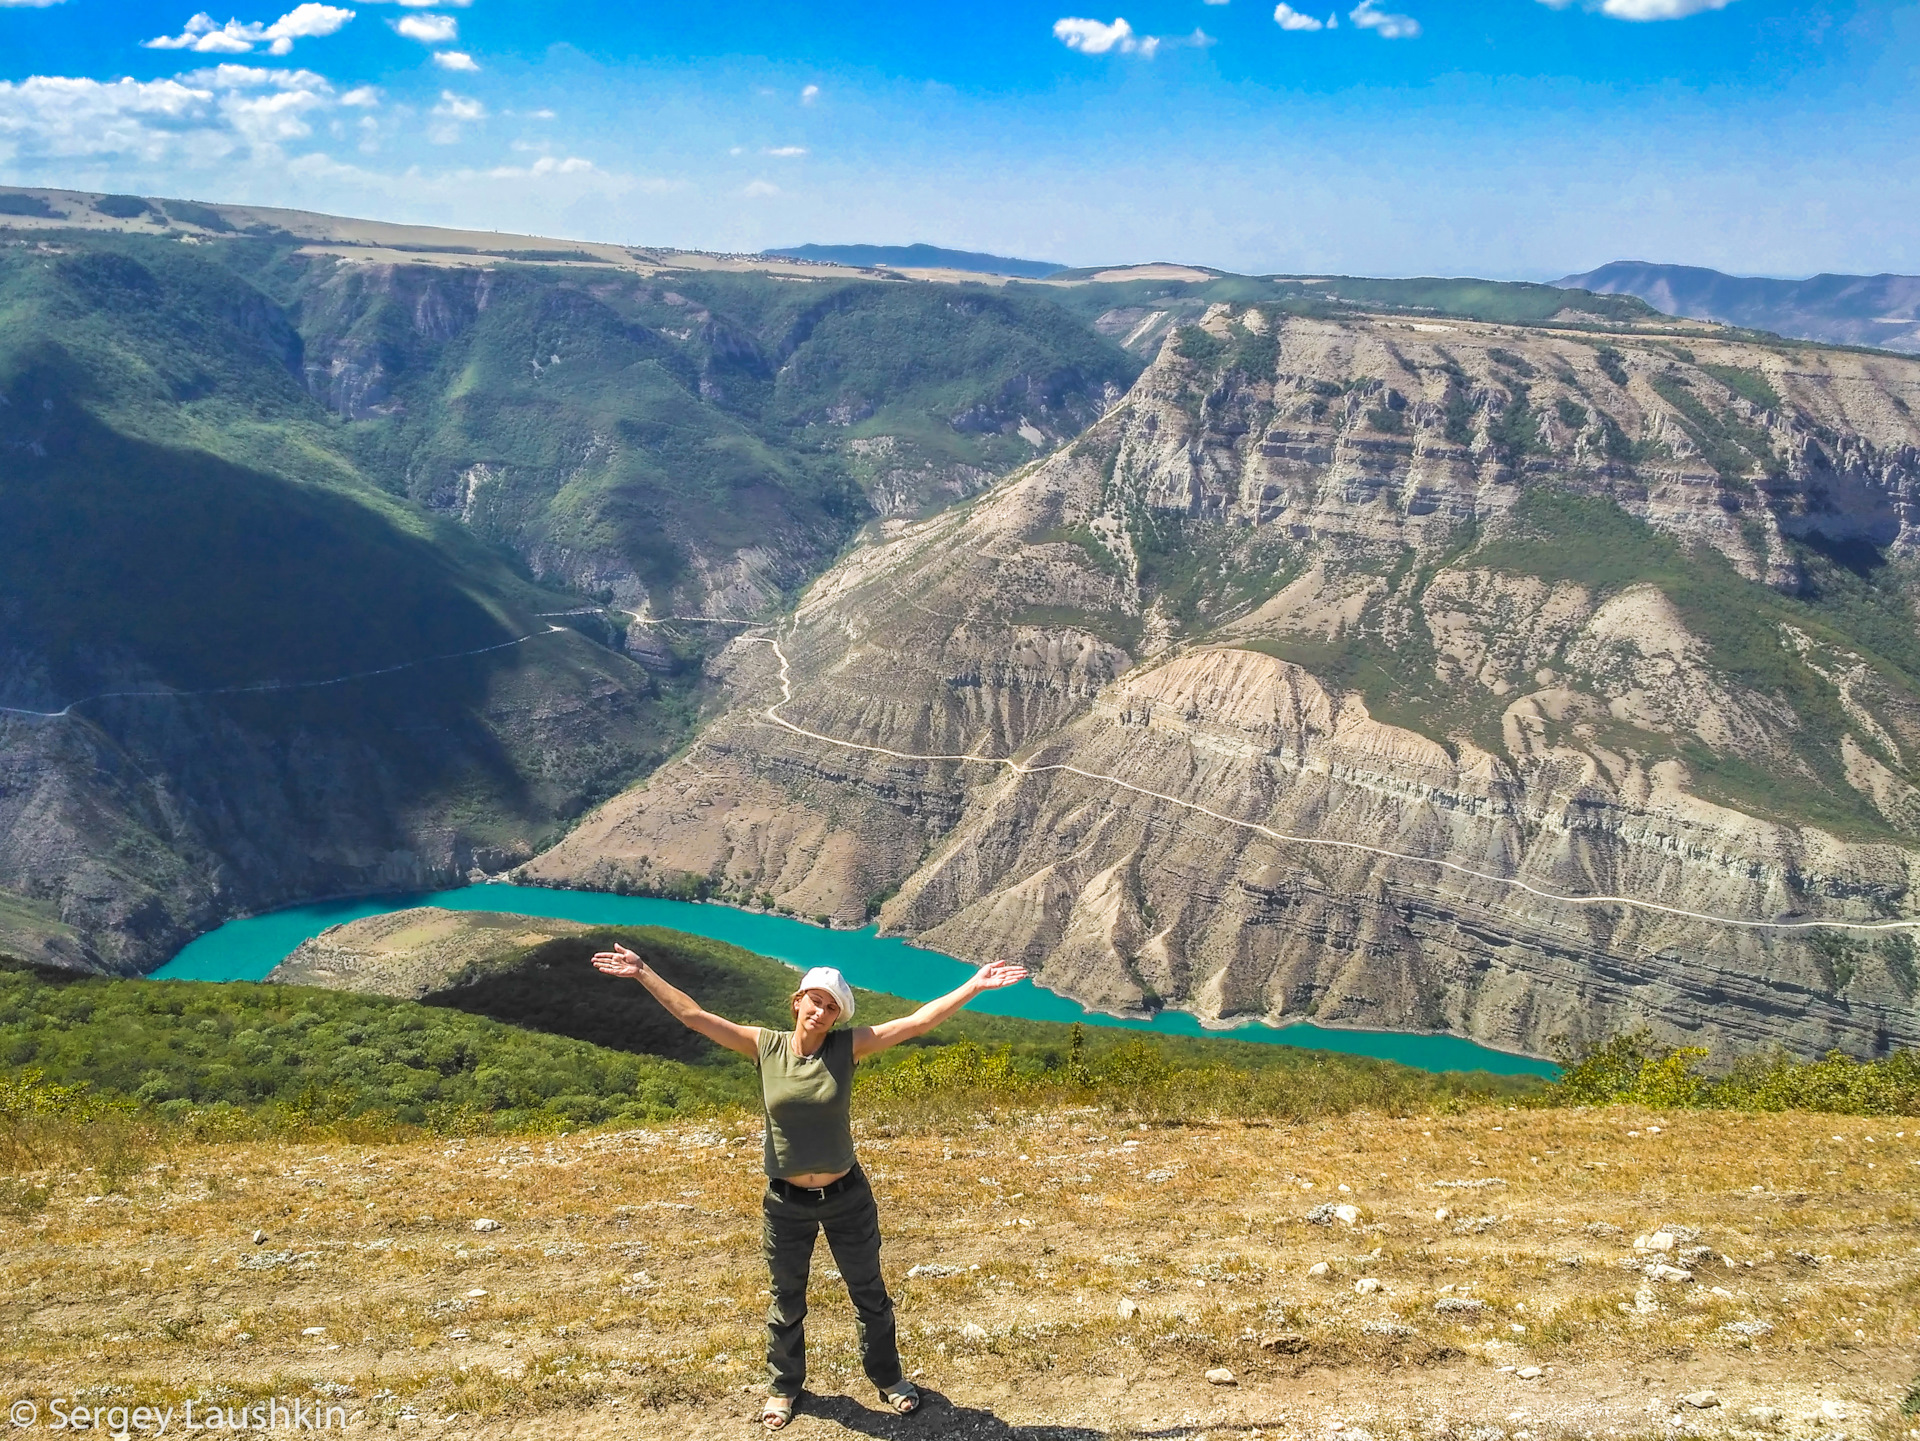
[0,239,683,975]
[528,306,1920,1060]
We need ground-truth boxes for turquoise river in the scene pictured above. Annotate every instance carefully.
[154,884,1555,1077]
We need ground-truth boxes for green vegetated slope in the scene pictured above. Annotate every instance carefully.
[1235,487,1920,847]
[0,237,685,974]
[0,225,1150,974]
[263,253,1145,608]
[1471,489,1920,837]
[0,927,1532,1132]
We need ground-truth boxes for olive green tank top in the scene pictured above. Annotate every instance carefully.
[756,1027,856,1179]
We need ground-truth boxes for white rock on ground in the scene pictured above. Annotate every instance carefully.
[959,1323,988,1343]
[1354,1278,1382,1295]
[1204,1368,1236,1386]
[1117,1298,1138,1319]
[472,1218,502,1233]
[251,1230,266,1245]
[1308,1262,1332,1278]
[1680,1391,1719,1409]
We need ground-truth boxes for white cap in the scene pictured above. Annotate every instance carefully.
[794,966,855,1022]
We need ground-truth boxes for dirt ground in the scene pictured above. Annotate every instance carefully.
[5,1105,1917,1439]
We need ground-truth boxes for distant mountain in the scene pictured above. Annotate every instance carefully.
[764,243,1067,279]
[1557,261,1920,355]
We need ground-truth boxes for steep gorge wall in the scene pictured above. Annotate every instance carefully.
[530,309,1920,1060]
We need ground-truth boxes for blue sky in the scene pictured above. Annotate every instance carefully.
[0,0,1913,278]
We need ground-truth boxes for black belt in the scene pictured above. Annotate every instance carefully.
[768,1168,861,1204]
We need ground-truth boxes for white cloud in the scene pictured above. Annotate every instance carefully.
[1562,0,1740,16]
[0,0,71,7]
[180,63,331,89]
[394,11,455,41]
[764,145,807,157]
[488,154,593,179]
[432,50,479,71]
[799,84,819,104]
[267,3,353,42]
[1349,0,1419,36]
[145,5,354,57]
[1053,16,1160,56]
[742,179,779,197]
[1273,3,1325,29]
[144,15,253,53]
[431,90,484,119]
[222,85,330,143]
[339,84,380,105]
[0,70,341,168]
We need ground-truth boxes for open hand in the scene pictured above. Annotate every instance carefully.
[591,943,646,979]
[970,962,1029,991]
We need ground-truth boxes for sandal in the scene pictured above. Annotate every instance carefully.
[760,1394,797,1430]
[881,1379,921,1415]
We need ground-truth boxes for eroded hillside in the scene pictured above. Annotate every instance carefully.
[529,306,1920,1060]
[0,227,1137,974]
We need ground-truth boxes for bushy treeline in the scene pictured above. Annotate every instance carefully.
[1540,1030,1920,1115]
[855,1025,1535,1125]
[0,962,749,1135]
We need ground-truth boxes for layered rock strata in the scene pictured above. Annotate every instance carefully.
[530,310,1920,1060]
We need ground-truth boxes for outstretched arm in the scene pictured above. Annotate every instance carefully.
[852,962,1029,1060]
[590,943,761,1058]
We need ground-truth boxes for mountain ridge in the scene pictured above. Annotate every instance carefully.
[1558,260,1920,355]
[763,242,1067,278]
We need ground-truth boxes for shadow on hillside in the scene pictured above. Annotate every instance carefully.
[421,932,792,1065]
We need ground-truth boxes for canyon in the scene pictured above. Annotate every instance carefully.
[529,306,1920,1061]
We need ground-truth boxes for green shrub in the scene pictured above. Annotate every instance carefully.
[1173,326,1226,366]
[0,962,745,1134]
[1540,1030,1920,1115]
[1649,372,1779,485]
[856,1027,1535,1127]
[92,194,151,219]
[0,192,56,218]
[1700,363,1782,413]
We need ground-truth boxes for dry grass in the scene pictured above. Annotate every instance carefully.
[4,1103,1918,1440]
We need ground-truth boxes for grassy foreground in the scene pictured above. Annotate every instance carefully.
[2,1103,1915,1439]
[6,925,1918,1436]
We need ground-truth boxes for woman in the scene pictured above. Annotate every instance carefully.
[589,940,1028,1430]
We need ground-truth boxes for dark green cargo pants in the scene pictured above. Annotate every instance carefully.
[761,1164,902,1399]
